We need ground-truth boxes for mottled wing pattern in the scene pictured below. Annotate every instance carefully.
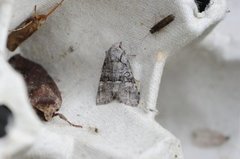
[96,43,140,106]
[97,52,114,105]
[118,82,140,106]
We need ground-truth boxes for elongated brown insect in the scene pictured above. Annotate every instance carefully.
[7,0,64,52]
[150,14,175,34]
[8,54,82,128]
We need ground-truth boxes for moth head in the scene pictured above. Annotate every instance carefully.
[35,15,47,26]
[30,85,62,121]
[33,96,60,121]
[9,54,26,70]
[107,42,126,61]
[8,54,32,75]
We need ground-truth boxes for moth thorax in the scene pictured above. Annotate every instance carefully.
[36,16,47,27]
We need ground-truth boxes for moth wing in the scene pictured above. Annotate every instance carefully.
[118,82,140,107]
[117,52,140,106]
[96,82,114,105]
[96,52,115,105]
[96,43,140,106]
[11,20,33,32]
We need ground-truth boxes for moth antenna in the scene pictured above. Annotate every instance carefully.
[54,112,83,128]
[34,5,37,16]
[136,32,150,47]
[46,0,65,17]
[142,33,150,40]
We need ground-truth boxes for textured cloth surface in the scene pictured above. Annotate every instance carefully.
[0,0,226,158]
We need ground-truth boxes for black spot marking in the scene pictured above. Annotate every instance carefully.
[0,105,13,138]
[195,0,210,12]
[68,46,74,53]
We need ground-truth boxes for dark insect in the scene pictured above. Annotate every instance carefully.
[192,128,230,147]
[194,0,211,12]
[0,105,13,138]
[7,0,64,52]
[96,42,140,106]
[9,54,82,128]
[150,14,175,34]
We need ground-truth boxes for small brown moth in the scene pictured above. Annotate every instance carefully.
[150,14,175,34]
[9,54,82,128]
[7,0,64,52]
